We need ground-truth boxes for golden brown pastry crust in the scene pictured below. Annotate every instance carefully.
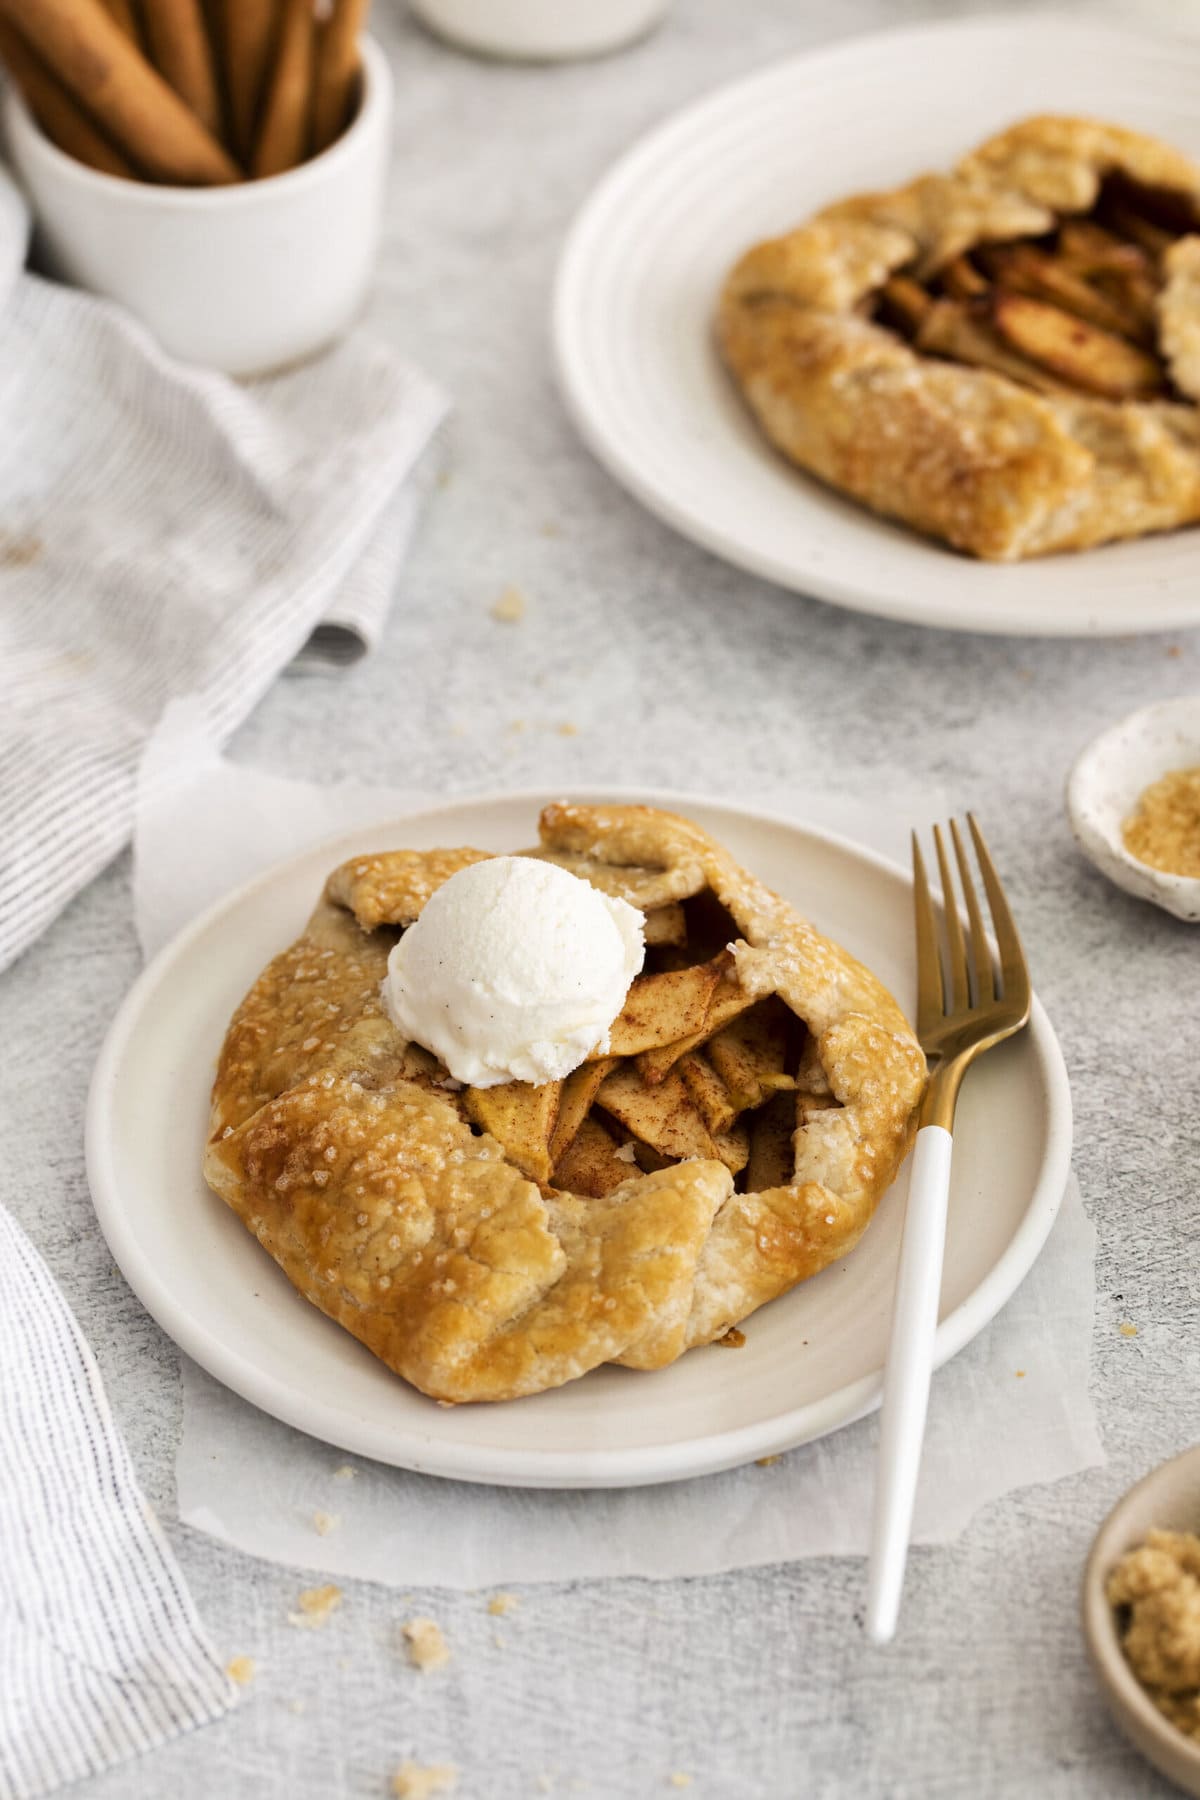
[203,804,925,1402]
[718,115,1200,561]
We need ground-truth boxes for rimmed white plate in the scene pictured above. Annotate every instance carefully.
[553,14,1200,638]
[86,791,1072,1488]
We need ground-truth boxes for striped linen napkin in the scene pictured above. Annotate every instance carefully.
[0,1206,237,1800]
[0,167,447,977]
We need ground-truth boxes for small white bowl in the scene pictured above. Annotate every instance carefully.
[1083,1445,1200,1797]
[1067,696,1200,923]
[2,35,392,377]
[409,0,670,61]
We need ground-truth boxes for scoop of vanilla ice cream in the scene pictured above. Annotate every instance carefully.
[383,855,644,1087]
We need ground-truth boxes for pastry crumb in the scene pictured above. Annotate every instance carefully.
[613,1141,638,1163]
[487,1592,519,1616]
[402,1617,451,1672]
[332,1464,357,1482]
[225,1655,256,1685]
[1015,1369,1026,1378]
[755,1454,781,1467]
[716,1327,745,1348]
[312,1510,340,1536]
[1168,644,1183,658]
[668,1777,694,1791]
[491,584,527,624]
[1119,1322,1139,1338]
[557,722,579,737]
[391,1761,458,1799]
[287,1584,343,1629]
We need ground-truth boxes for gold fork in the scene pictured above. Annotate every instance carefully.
[866,816,1032,1645]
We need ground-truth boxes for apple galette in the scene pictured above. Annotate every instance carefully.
[203,804,925,1402]
[719,115,1200,560]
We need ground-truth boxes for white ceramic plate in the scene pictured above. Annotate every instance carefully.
[553,15,1200,638]
[86,791,1072,1488]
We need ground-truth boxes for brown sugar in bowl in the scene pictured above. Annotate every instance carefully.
[1083,1445,1200,1796]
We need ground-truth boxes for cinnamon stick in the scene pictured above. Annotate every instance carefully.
[311,0,368,155]
[223,0,276,162]
[141,0,222,138]
[252,0,313,178]
[0,17,134,176]
[97,0,140,39]
[0,0,240,184]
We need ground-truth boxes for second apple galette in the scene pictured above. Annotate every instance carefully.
[719,115,1200,560]
[204,804,925,1402]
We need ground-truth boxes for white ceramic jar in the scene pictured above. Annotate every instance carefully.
[408,0,670,61]
[2,35,393,377]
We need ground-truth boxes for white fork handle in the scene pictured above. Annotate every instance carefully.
[866,1123,954,1646]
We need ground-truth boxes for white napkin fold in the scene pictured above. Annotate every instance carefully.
[0,1208,237,1800]
[0,168,448,977]
[132,713,1105,1587]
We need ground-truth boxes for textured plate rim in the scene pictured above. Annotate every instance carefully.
[552,12,1200,640]
[86,787,1073,1488]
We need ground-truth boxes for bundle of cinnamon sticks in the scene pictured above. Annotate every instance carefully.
[0,0,371,186]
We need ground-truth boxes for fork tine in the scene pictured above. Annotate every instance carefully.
[967,815,1031,1009]
[949,819,994,1006]
[911,831,944,1032]
[933,824,970,1015]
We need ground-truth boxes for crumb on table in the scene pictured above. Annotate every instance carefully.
[487,1592,519,1617]
[225,1655,256,1685]
[402,1617,451,1672]
[491,584,528,624]
[312,1509,340,1536]
[287,1584,343,1629]
[391,1761,459,1799]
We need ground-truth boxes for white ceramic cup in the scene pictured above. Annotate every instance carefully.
[409,0,670,61]
[2,35,393,377]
